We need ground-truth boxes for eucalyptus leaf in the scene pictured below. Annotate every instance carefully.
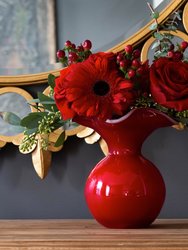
[153,32,164,41]
[20,112,48,129]
[163,33,174,40]
[151,40,160,49]
[149,23,157,30]
[24,128,38,135]
[37,92,58,112]
[174,11,182,21]
[0,111,21,126]
[167,25,178,31]
[11,125,25,133]
[54,131,65,147]
[48,74,56,89]
[27,98,40,104]
[151,11,159,19]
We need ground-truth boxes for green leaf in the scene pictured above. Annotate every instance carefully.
[151,11,159,19]
[149,23,158,30]
[27,98,40,104]
[37,92,58,112]
[48,74,56,89]
[163,33,174,40]
[0,111,21,125]
[54,131,65,147]
[20,112,48,129]
[167,25,178,31]
[24,128,38,135]
[174,11,182,21]
[153,32,164,40]
[151,40,160,49]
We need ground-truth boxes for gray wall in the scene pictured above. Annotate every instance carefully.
[0,0,188,219]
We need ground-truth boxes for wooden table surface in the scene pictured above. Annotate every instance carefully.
[0,219,187,249]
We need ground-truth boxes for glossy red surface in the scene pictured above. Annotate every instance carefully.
[75,108,176,229]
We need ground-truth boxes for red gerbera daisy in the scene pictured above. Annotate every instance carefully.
[54,52,136,120]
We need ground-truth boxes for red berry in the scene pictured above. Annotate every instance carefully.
[128,69,136,78]
[116,53,124,62]
[119,60,126,68]
[71,43,76,49]
[82,40,92,50]
[180,41,188,50]
[131,59,140,69]
[169,44,174,51]
[167,51,174,58]
[68,52,78,62]
[77,45,84,52]
[119,59,131,69]
[124,45,133,54]
[173,51,183,61]
[64,40,72,47]
[136,66,144,75]
[56,50,65,59]
[132,49,141,58]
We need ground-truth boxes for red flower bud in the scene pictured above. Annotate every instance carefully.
[56,50,65,59]
[71,43,76,49]
[128,69,136,78]
[124,45,133,54]
[77,45,84,52]
[116,53,124,62]
[167,51,174,58]
[136,66,144,75]
[68,52,78,62]
[119,60,126,69]
[173,51,183,61]
[64,40,72,47]
[169,44,174,51]
[131,59,140,69]
[180,41,188,50]
[132,49,141,58]
[82,40,92,50]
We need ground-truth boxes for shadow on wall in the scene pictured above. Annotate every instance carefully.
[142,127,188,218]
[0,137,104,219]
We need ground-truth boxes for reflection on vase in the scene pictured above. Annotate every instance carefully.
[74,108,176,229]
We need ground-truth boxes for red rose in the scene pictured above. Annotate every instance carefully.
[150,57,188,111]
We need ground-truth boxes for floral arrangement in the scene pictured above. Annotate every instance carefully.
[1,4,188,152]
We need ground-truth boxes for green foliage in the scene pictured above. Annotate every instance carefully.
[0,111,21,126]
[151,11,159,19]
[54,131,66,147]
[149,23,158,30]
[21,112,48,129]
[37,92,58,112]
[48,74,56,89]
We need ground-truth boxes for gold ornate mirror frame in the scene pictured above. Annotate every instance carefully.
[0,0,188,179]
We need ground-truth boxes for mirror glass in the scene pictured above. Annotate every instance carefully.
[0,0,56,75]
[0,92,31,136]
[0,0,172,76]
[56,0,172,52]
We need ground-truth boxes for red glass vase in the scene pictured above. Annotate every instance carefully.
[74,108,176,228]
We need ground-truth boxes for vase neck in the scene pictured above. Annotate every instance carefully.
[74,108,176,155]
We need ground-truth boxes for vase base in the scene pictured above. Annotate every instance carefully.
[98,221,152,229]
[96,218,154,229]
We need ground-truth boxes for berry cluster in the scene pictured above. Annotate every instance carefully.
[116,45,146,79]
[167,41,188,61]
[56,39,92,66]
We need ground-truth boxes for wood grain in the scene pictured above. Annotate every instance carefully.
[0,219,187,249]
